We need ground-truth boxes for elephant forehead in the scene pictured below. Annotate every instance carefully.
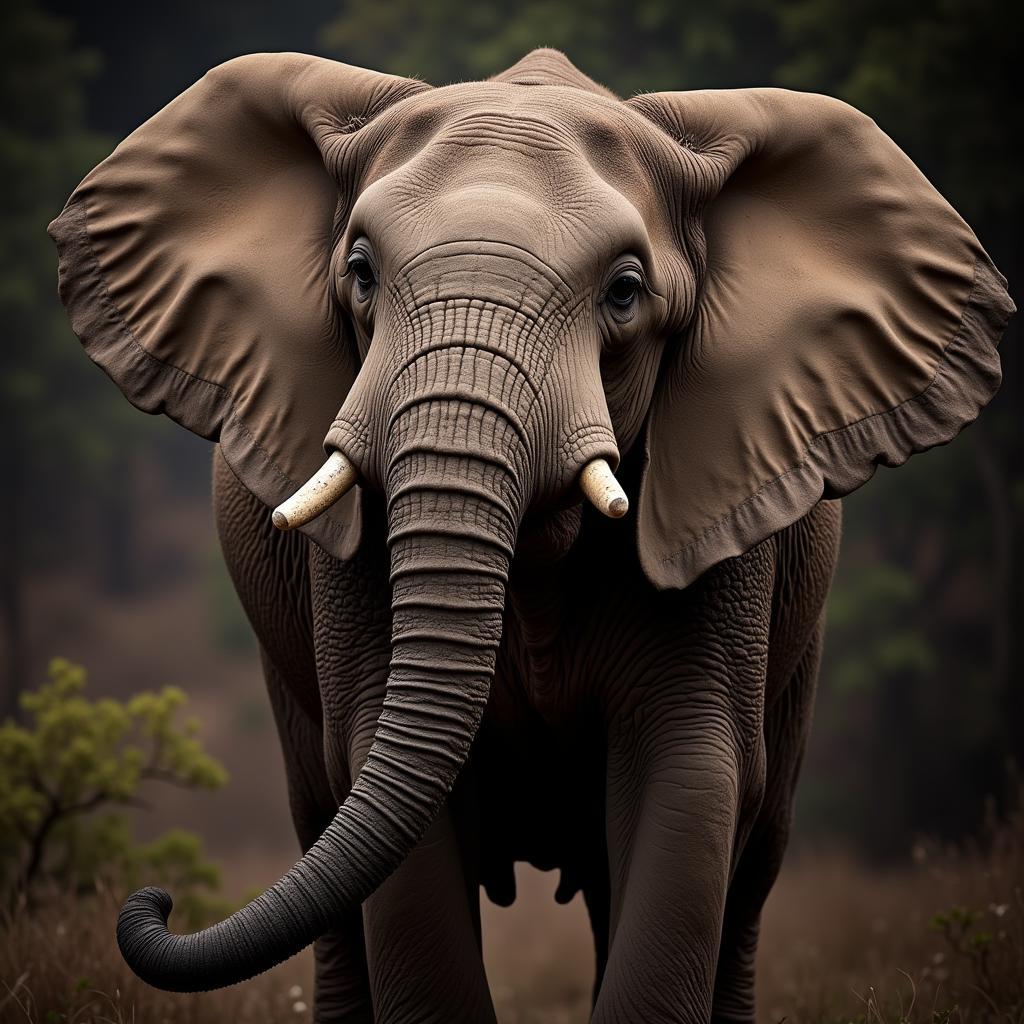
[364,87,664,194]
[350,87,665,278]
[366,82,646,164]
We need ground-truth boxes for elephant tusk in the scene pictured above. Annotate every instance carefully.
[579,458,629,519]
[272,451,357,530]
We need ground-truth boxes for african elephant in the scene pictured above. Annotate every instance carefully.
[50,47,1012,1024]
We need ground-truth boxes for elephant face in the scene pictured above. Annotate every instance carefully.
[50,50,1012,591]
[49,49,1013,991]
[322,82,689,521]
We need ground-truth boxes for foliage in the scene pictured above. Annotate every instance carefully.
[319,0,785,94]
[1,781,1021,1023]
[0,0,146,711]
[0,658,229,926]
[759,782,1024,1024]
[0,885,311,1024]
[774,0,1022,230]
[0,0,134,493]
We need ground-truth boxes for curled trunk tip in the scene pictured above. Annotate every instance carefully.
[116,887,178,988]
[113,436,520,993]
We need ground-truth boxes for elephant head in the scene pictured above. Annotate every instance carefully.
[49,49,1012,991]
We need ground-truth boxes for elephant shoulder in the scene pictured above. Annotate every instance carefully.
[766,499,842,685]
[773,500,842,603]
[212,446,318,694]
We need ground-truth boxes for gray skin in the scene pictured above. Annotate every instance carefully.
[113,68,846,1024]
[212,443,840,1024]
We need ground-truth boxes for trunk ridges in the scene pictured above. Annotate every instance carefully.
[115,392,524,994]
[386,397,532,497]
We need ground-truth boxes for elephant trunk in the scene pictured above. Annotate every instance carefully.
[116,398,521,991]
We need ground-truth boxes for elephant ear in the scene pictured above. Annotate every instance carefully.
[627,89,1015,590]
[49,53,429,559]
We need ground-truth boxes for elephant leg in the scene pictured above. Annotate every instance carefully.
[359,781,495,1024]
[593,550,773,1024]
[262,651,373,1023]
[712,619,824,1024]
[595,722,750,1024]
[309,539,496,1024]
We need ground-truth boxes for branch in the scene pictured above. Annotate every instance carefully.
[138,765,199,790]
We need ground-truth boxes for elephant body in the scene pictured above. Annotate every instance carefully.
[214,445,841,1022]
[51,46,1012,1024]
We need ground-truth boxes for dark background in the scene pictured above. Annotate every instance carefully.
[2,0,1020,877]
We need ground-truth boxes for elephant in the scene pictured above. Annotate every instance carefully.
[49,47,1013,1024]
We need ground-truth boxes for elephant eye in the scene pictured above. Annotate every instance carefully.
[347,254,376,295]
[606,271,642,311]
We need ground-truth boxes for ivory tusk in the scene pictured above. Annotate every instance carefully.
[272,451,357,531]
[579,458,629,519]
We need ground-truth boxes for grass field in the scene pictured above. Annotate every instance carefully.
[2,789,1021,1024]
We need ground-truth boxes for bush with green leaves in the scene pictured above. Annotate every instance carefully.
[0,658,231,926]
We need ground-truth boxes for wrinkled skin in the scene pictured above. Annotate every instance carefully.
[197,56,842,1023]
[51,45,1010,1024]
[214,448,840,1024]
[199,61,845,1019]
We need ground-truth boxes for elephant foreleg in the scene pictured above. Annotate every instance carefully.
[593,546,773,1024]
[597,716,751,1024]
[360,791,496,1024]
[214,448,373,1021]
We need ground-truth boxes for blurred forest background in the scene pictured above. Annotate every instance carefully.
[0,0,1021,1019]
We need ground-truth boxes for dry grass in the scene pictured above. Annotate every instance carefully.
[758,790,1024,1024]
[3,794,1021,1024]
[0,881,312,1022]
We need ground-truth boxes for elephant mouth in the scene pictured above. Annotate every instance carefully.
[515,505,584,564]
[272,448,628,534]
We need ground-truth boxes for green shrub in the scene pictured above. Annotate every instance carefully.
[0,658,230,926]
